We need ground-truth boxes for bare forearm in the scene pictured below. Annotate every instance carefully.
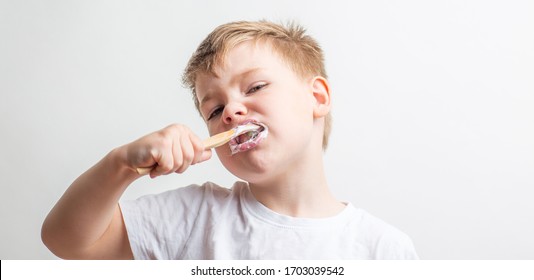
[41,147,138,257]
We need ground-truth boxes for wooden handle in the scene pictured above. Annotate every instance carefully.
[136,167,153,175]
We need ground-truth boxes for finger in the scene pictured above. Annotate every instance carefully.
[152,145,175,177]
[189,133,206,165]
[198,149,213,163]
[176,134,194,174]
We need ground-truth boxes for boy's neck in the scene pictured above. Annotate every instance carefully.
[248,148,345,219]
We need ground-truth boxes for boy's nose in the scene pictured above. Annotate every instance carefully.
[222,102,247,125]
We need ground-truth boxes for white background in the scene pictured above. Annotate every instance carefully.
[1,0,532,259]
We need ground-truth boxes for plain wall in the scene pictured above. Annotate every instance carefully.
[1,0,533,259]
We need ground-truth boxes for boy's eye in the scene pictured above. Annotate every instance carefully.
[207,106,223,121]
[247,83,268,94]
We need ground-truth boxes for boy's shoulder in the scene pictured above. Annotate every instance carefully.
[153,181,239,198]
[153,181,246,210]
[348,207,418,259]
[179,181,244,200]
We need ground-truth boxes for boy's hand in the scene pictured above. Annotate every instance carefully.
[123,124,212,178]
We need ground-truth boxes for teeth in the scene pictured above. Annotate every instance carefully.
[229,121,268,155]
[237,131,258,144]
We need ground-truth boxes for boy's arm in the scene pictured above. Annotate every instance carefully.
[41,148,137,259]
[41,124,211,259]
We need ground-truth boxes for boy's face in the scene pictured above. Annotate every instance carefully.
[195,41,321,183]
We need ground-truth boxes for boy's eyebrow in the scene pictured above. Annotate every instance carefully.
[199,67,264,108]
[229,67,263,85]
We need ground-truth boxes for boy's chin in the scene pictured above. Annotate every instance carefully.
[220,154,273,182]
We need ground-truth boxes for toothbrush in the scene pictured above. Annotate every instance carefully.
[136,123,260,175]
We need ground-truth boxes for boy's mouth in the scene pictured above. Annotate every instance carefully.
[228,121,268,155]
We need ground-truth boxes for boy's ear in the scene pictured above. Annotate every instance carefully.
[311,76,331,118]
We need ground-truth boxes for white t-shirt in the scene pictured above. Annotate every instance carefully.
[120,181,418,259]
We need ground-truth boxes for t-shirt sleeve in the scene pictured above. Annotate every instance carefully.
[374,228,419,259]
[119,184,206,260]
[357,210,419,260]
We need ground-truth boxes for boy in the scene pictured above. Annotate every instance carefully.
[41,20,418,259]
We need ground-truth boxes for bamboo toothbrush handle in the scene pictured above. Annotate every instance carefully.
[135,167,154,175]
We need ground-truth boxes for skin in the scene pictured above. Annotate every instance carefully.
[41,41,344,260]
[197,41,344,217]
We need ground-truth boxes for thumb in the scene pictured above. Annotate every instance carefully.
[195,149,213,164]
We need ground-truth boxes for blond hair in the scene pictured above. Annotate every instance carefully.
[183,20,332,150]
